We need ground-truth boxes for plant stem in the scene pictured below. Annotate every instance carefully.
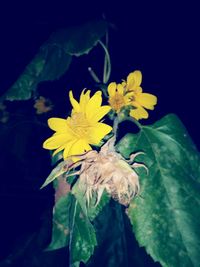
[98,40,111,83]
[69,199,78,267]
[88,67,101,83]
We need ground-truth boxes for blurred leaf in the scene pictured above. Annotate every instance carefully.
[70,199,97,266]
[117,114,200,267]
[3,19,108,101]
[48,20,108,56]
[48,193,72,250]
[4,47,71,101]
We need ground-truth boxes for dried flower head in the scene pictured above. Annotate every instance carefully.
[34,96,54,114]
[66,137,148,206]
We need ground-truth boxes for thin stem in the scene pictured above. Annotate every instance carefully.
[112,115,119,136]
[88,67,101,83]
[98,40,111,83]
[103,31,109,83]
[69,199,78,267]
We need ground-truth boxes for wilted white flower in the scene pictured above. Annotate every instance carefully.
[66,137,148,206]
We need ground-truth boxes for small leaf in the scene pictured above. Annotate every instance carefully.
[40,160,69,189]
[47,192,72,250]
[117,114,200,267]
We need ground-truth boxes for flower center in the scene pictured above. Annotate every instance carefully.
[109,93,126,112]
[69,112,90,138]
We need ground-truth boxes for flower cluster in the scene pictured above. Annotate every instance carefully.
[42,70,155,205]
[108,70,157,120]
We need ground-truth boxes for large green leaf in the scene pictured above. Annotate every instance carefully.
[117,114,200,267]
[69,199,97,266]
[4,46,72,100]
[47,192,72,250]
[3,20,108,101]
[47,191,98,266]
[48,20,108,56]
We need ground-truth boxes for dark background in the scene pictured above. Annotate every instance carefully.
[0,0,199,266]
[0,0,200,143]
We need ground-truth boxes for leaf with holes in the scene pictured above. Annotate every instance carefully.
[117,114,200,267]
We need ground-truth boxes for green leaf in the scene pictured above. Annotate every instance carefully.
[3,19,108,101]
[69,199,97,266]
[47,192,97,266]
[48,20,108,56]
[117,114,200,267]
[47,192,72,250]
[40,160,68,189]
[4,47,72,101]
[72,180,110,221]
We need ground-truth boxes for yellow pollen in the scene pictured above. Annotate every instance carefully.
[69,112,90,138]
[109,93,125,112]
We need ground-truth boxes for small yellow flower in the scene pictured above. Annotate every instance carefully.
[107,70,157,120]
[107,82,134,113]
[43,90,112,160]
[34,96,54,114]
[123,70,157,120]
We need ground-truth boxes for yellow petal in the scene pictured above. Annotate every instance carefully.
[79,89,91,111]
[116,84,124,95]
[121,81,126,88]
[130,106,149,120]
[89,106,111,123]
[86,91,102,120]
[66,139,92,159]
[43,134,73,149]
[126,70,142,91]
[69,91,80,112]
[138,93,157,110]
[48,118,68,132]
[134,86,143,94]
[63,139,78,159]
[89,122,112,145]
[107,82,117,97]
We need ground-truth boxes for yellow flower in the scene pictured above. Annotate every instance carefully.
[123,70,157,120]
[107,82,134,113]
[34,96,54,114]
[43,90,112,160]
[107,70,157,120]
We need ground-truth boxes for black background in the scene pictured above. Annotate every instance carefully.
[0,0,199,266]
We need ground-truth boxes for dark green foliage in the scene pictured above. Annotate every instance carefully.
[2,20,108,101]
[117,114,200,267]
